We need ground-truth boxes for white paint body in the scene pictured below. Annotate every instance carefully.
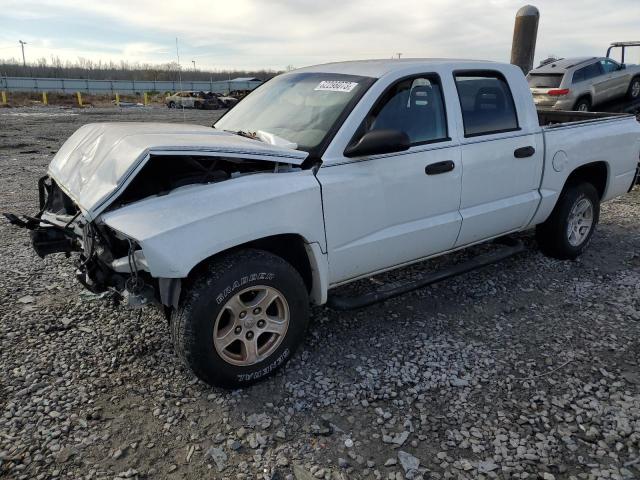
[46,59,640,305]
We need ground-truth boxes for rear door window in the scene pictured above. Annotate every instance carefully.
[573,62,604,83]
[454,72,519,137]
[527,73,563,88]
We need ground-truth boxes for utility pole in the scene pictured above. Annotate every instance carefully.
[19,40,27,67]
[192,60,196,71]
[510,5,540,74]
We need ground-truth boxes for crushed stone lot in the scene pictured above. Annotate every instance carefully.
[1,106,639,480]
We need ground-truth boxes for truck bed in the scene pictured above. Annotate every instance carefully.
[537,109,633,127]
[534,108,640,229]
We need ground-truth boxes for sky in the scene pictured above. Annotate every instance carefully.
[1,0,639,71]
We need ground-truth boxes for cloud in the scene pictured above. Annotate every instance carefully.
[1,0,639,70]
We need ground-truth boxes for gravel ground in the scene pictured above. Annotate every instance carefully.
[1,106,639,480]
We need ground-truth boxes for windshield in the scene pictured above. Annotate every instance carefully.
[215,72,375,153]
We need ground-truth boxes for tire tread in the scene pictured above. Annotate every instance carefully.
[536,182,600,260]
[171,249,308,388]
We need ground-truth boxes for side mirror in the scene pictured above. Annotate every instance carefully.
[344,129,411,158]
[620,64,627,70]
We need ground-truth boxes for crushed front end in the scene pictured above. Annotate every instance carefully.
[4,176,158,308]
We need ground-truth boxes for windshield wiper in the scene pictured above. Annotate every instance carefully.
[222,129,258,140]
[221,129,298,150]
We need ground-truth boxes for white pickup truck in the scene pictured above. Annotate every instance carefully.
[6,59,640,388]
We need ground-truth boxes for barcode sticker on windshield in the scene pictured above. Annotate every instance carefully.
[314,81,358,92]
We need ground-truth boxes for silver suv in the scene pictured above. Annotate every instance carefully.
[528,57,640,111]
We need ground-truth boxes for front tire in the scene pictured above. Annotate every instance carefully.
[536,182,600,260]
[628,77,640,100]
[171,249,309,388]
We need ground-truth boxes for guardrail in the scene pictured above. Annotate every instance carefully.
[0,76,262,94]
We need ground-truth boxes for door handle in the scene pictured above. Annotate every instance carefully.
[425,160,455,175]
[514,146,535,158]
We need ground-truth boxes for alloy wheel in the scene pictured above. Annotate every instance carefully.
[213,286,290,366]
[566,197,594,247]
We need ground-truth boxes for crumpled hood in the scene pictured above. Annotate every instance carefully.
[48,122,308,219]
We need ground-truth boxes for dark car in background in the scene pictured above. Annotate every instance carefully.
[208,92,239,108]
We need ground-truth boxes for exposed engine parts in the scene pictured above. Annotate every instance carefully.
[4,153,297,312]
[114,154,288,208]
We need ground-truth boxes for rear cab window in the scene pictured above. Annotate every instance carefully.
[453,71,520,137]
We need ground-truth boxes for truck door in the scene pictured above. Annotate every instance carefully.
[453,71,544,247]
[319,74,463,284]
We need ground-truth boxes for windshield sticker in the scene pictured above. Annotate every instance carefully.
[314,81,358,93]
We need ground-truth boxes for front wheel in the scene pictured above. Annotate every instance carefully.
[536,182,600,260]
[628,77,640,100]
[171,249,309,388]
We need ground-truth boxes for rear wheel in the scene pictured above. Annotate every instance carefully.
[536,182,600,260]
[574,97,591,112]
[628,77,640,100]
[167,101,175,109]
[171,249,309,388]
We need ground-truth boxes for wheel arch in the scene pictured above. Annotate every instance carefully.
[563,160,608,199]
[574,94,592,110]
[628,75,640,95]
[184,233,328,305]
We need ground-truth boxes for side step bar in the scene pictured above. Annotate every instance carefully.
[326,239,526,310]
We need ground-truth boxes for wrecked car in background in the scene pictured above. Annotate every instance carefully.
[208,92,239,108]
[5,59,640,388]
[165,91,222,109]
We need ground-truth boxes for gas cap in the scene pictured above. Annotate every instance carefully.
[552,151,569,172]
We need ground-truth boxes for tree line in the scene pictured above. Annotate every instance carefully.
[0,56,282,81]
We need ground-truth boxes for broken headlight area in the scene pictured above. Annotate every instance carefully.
[76,223,159,309]
[3,176,83,258]
[4,176,161,309]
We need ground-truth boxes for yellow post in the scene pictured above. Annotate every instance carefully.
[143,92,149,106]
[76,92,83,107]
[42,92,48,106]
[115,92,120,106]
[1,91,6,105]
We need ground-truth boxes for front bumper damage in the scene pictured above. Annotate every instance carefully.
[3,175,170,309]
